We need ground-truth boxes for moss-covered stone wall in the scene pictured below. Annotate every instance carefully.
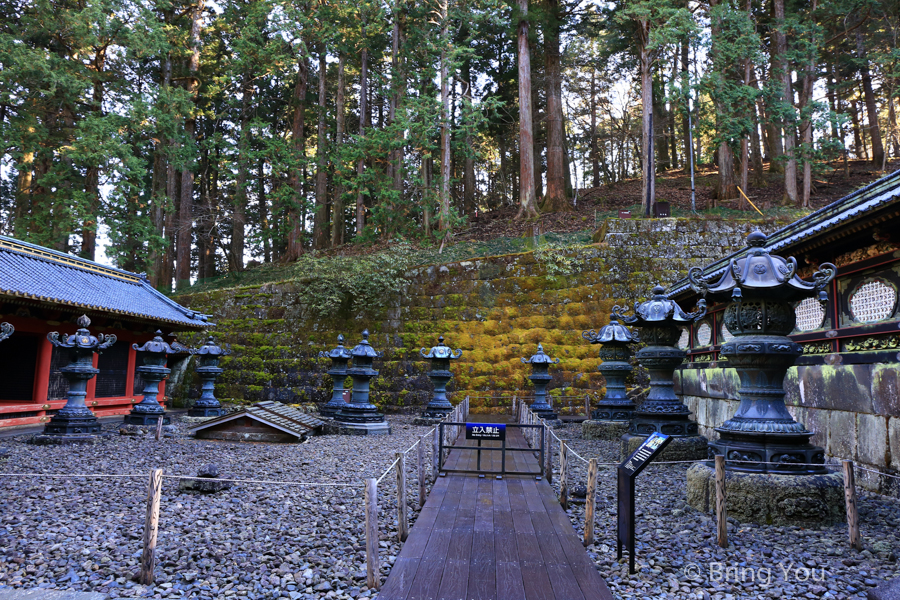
[173,218,782,414]
[676,364,900,495]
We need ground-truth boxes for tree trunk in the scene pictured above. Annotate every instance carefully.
[543,0,568,211]
[233,68,252,271]
[462,58,476,216]
[773,0,797,204]
[515,0,538,219]
[638,19,655,216]
[851,98,867,159]
[356,47,368,236]
[176,0,204,288]
[856,31,885,167]
[313,49,329,249]
[681,39,692,174]
[332,54,346,247]
[287,54,308,258]
[590,68,600,188]
[798,1,818,208]
[438,0,451,233]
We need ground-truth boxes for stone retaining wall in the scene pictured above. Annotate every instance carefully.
[173,217,782,415]
[676,364,900,495]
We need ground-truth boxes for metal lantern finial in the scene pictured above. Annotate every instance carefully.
[188,335,231,417]
[522,343,560,423]
[319,334,354,419]
[420,335,463,421]
[687,231,837,474]
[33,317,116,444]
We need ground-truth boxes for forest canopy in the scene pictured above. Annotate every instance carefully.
[1,0,897,290]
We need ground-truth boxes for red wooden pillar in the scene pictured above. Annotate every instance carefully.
[33,335,53,419]
[159,359,167,407]
[86,353,99,411]
[126,344,137,401]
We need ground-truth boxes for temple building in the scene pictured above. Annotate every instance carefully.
[669,169,900,493]
[0,235,210,429]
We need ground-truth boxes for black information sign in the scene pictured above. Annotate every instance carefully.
[617,432,671,574]
[465,423,506,441]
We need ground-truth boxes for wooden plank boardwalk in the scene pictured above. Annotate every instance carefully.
[377,416,614,600]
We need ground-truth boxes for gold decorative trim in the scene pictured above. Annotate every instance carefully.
[802,342,833,355]
[845,334,900,352]
[0,239,140,282]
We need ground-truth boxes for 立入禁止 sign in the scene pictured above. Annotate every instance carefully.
[465,423,506,441]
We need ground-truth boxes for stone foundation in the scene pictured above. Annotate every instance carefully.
[582,420,629,441]
[686,462,845,526]
[621,432,708,462]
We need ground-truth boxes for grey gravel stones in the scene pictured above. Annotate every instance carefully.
[0,415,433,599]
[548,421,900,600]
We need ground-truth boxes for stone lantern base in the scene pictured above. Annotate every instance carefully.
[32,432,105,446]
[621,432,708,462]
[686,463,845,526]
[327,421,392,436]
[123,412,172,426]
[187,406,227,418]
[582,420,630,441]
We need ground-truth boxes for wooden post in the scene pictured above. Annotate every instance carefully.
[843,459,862,550]
[559,442,568,509]
[433,426,440,477]
[584,458,598,547]
[365,478,380,590]
[139,468,163,585]
[715,455,727,549]
[545,424,552,484]
[585,395,591,419]
[154,416,163,441]
[396,452,408,543]
[418,434,427,509]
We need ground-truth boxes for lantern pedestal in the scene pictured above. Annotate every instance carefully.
[686,463,844,526]
[582,420,629,441]
[125,332,175,427]
[319,335,352,420]
[33,316,115,445]
[333,331,391,436]
[416,336,463,424]
[522,344,562,426]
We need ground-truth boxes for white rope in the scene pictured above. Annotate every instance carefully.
[566,447,591,464]
[855,465,900,480]
[160,475,358,487]
[0,473,145,479]
[376,457,401,484]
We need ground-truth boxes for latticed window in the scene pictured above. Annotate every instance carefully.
[47,344,70,401]
[849,279,897,323]
[720,321,734,343]
[96,343,129,398]
[696,322,712,347]
[677,328,690,350]
[795,297,826,332]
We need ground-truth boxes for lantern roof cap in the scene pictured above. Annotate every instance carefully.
[421,335,463,359]
[351,330,383,359]
[320,334,353,359]
[193,335,231,356]
[688,231,836,302]
[521,343,560,365]
[612,286,706,327]
[133,330,176,354]
[582,315,637,344]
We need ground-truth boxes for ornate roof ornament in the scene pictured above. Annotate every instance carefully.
[582,315,638,345]
[612,286,707,326]
[688,231,836,303]
[420,335,463,360]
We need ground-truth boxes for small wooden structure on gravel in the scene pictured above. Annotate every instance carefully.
[190,401,324,442]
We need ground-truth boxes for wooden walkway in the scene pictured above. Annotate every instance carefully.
[378,417,613,600]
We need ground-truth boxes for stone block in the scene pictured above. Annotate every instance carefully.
[891,418,900,472]
[872,365,900,417]
[704,369,726,399]
[0,590,107,600]
[804,408,829,450]
[827,411,857,461]
[686,463,845,526]
[678,369,702,397]
[868,577,900,600]
[582,420,629,441]
[857,413,890,468]
[791,365,874,414]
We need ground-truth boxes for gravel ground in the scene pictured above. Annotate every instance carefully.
[0,415,435,599]
[547,421,900,600]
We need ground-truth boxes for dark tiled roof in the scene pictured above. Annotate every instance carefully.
[669,168,900,299]
[0,235,211,329]
[189,401,325,437]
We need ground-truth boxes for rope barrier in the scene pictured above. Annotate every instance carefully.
[0,473,145,479]
[854,465,900,480]
[376,457,402,484]
[159,475,358,487]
